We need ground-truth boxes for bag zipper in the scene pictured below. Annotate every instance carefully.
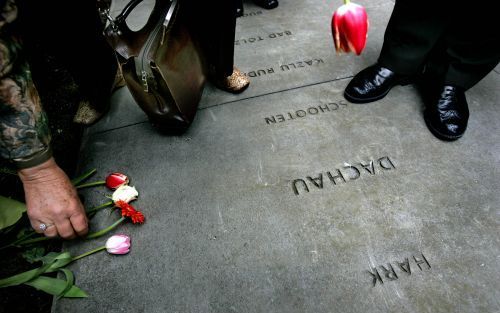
[138,0,175,93]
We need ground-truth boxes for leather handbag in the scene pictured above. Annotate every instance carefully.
[101,0,206,132]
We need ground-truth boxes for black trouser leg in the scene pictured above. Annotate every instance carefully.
[378,0,447,76]
[187,0,236,78]
[441,4,500,90]
[379,0,500,89]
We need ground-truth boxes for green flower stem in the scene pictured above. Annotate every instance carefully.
[85,217,126,240]
[15,217,126,246]
[15,236,52,246]
[86,201,114,215]
[71,168,97,186]
[75,180,106,189]
[344,0,350,4]
[0,231,39,250]
[71,246,106,262]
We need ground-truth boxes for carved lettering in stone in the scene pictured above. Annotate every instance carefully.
[397,258,411,275]
[241,10,263,18]
[236,30,292,45]
[343,165,360,180]
[379,264,398,281]
[367,253,430,287]
[359,161,375,175]
[290,156,396,196]
[367,268,384,287]
[307,174,323,189]
[280,58,325,72]
[379,156,396,170]
[292,179,309,196]
[264,100,348,125]
[413,254,431,270]
[327,169,346,185]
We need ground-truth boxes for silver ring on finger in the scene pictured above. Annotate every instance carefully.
[39,223,54,232]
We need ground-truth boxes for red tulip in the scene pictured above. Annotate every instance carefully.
[332,1,369,55]
[105,172,129,190]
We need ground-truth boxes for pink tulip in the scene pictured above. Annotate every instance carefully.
[105,234,131,255]
[105,172,129,190]
[332,1,369,55]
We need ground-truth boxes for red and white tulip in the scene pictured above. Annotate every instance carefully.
[105,172,129,190]
[111,185,138,203]
[332,1,369,55]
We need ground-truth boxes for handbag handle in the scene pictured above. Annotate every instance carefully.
[103,0,174,59]
[113,0,145,26]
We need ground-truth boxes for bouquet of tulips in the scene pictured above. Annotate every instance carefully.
[0,170,145,298]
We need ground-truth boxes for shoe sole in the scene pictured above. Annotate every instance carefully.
[423,114,463,141]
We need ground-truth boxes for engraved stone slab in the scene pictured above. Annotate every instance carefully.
[53,71,500,312]
[94,0,395,132]
[202,0,394,107]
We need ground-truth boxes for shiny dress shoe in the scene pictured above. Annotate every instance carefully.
[212,67,250,94]
[424,85,469,141]
[252,0,279,10]
[344,64,409,103]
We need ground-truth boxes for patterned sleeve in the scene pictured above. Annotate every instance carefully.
[0,0,52,169]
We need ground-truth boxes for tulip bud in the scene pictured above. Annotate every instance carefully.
[332,1,369,55]
[105,172,129,190]
[105,234,131,255]
[112,185,138,203]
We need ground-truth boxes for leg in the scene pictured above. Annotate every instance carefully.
[422,4,500,141]
[187,0,249,93]
[378,0,447,76]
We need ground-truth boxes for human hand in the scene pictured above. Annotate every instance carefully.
[18,158,88,239]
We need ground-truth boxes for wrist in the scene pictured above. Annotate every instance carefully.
[18,157,60,183]
[13,147,53,170]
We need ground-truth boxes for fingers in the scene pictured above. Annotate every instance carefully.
[20,159,89,240]
[70,213,89,237]
[44,224,58,238]
[31,220,45,234]
[54,219,76,239]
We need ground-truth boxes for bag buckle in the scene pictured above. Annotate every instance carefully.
[99,7,120,33]
[141,70,149,92]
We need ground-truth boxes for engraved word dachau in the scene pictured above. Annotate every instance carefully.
[291,156,396,196]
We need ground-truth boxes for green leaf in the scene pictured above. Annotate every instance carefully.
[24,276,88,298]
[22,247,46,263]
[57,269,75,299]
[0,251,71,287]
[71,168,97,186]
[43,252,73,273]
[0,265,48,288]
[0,196,27,230]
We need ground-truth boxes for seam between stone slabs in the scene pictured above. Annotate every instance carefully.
[90,75,354,136]
[199,76,353,111]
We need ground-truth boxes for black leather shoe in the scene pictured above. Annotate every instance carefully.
[252,0,279,9]
[424,85,469,141]
[344,64,409,104]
